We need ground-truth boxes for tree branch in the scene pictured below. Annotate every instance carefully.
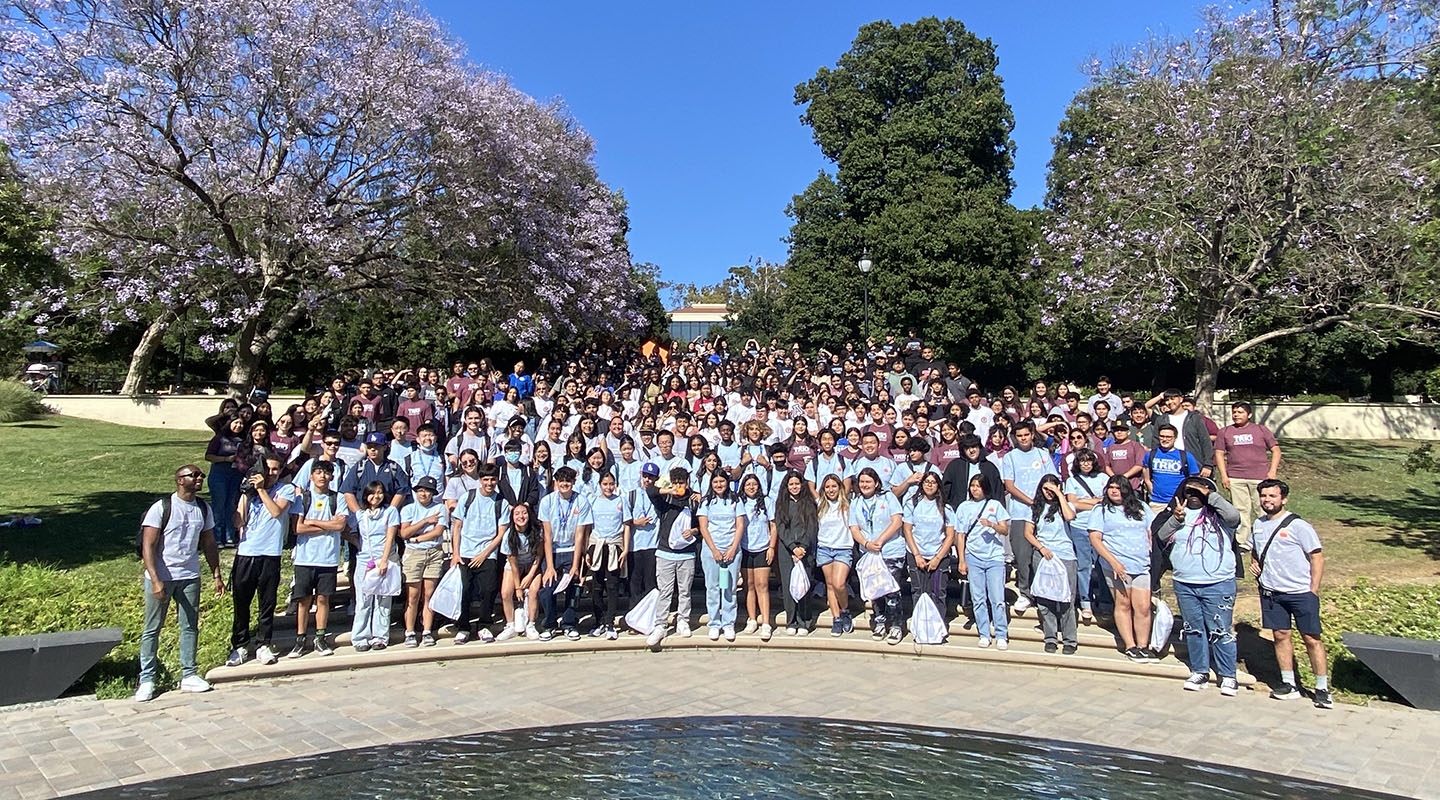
[1216,313,1350,366]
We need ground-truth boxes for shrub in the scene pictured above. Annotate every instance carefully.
[0,380,50,423]
[1307,579,1440,700]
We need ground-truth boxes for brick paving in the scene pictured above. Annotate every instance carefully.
[0,649,1436,799]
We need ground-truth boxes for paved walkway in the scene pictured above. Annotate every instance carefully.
[0,649,1436,799]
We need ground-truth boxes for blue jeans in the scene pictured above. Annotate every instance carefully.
[1068,523,1112,611]
[700,547,741,629]
[351,589,392,643]
[541,551,580,631]
[139,576,201,682]
[966,556,1007,640]
[209,465,243,545]
[1174,578,1237,679]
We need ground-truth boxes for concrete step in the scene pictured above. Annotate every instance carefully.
[208,616,1255,688]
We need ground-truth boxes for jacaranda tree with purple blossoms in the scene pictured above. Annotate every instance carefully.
[1040,0,1439,407]
[0,0,639,396]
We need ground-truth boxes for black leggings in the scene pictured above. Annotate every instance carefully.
[591,553,624,627]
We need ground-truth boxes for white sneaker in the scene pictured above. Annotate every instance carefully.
[743,619,759,635]
[179,675,212,694]
[524,624,541,639]
[1184,673,1209,692]
[996,638,1009,651]
[1220,678,1239,697]
[496,626,519,641]
[646,627,665,648]
[256,644,279,666]
[1012,596,1032,615]
[794,626,809,637]
[708,627,721,641]
[678,621,694,638]
[133,681,155,703]
[723,625,736,642]
[477,628,496,643]
[759,624,773,641]
[977,637,992,649]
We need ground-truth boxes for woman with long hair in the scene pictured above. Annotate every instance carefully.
[204,414,246,547]
[684,434,711,476]
[562,433,588,474]
[954,474,1011,648]
[583,472,626,640]
[737,473,778,640]
[815,474,853,635]
[1089,476,1158,662]
[1023,475,1080,654]
[1065,448,1111,623]
[697,472,746,641]
[773,471,819,635]
[903,472,955,637]
[782,416,816,475]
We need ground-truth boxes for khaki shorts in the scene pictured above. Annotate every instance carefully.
[402,546,444,582]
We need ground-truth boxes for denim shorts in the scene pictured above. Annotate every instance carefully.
[816,546,853,567]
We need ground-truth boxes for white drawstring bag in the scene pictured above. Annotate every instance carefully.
[429,567,463,620]
[1030,556,1072,604]
[1152,598,1175,654]
[857,552,899,601]
[910,594,947,645]
[624,588,661,635]
[359,561,402,597]
[789,561,812,602]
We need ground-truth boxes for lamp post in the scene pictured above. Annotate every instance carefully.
[857,249,873,341]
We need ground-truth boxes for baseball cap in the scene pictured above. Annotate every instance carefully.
[641,462,661,478]
[363,431,390,446]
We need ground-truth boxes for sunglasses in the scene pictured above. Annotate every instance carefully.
[323,441,341,447]
[178,473,205,480]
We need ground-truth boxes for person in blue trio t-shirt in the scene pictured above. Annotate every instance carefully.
[1143,424,1202,509]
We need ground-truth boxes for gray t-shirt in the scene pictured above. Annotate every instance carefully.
[141,494,215,582]
[1252,514,1322,594]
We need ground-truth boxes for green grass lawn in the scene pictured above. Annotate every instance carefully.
[2,416,1438,701]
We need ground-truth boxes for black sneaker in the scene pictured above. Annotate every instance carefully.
[871,623,887,640]
[1125,647,1148,663]
[1062,644,1078,655]
[1142,647,1162,663]
[1044,641,1058,654]
[313,634,333,656]
[1270,683,1302,701]
[1313,688,1333,709]
[286,639,306,659]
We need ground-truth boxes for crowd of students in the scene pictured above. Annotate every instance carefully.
[136,334,1331,709]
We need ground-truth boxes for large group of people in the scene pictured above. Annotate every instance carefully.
[136,333,1331,709]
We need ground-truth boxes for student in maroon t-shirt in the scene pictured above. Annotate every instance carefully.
[928,420,964,472]
[394,384,433,442]
[1214,401,1281,551]
[1103,422,1145,491]
[863,402,894,451]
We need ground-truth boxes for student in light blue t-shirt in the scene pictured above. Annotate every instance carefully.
[581,472,627,639]
[737,473,777,640]
[1089,476,1158,663]
[291,461,346,658]
[902,472,955,630]
[228,456,295,669]
[698,472,747,641]
[1022,475,1080,654]
[849,467,905,644]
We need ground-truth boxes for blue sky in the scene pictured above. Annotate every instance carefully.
[424,2,1207,295]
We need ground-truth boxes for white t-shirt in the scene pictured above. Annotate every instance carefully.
[141,494,214,582]
[1252,514,1323,594]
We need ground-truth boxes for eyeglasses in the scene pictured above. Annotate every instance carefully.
[178,473,205,480]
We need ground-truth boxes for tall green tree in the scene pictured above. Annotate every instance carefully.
[783,17,1040,368]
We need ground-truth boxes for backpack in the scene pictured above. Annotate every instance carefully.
[136,495,211,559]
[461,489,506,532]
[1147,445,1192,478]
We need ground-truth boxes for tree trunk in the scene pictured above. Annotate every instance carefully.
[120,311,176,396]
[226,316,262,400]
[1192,339,1221,414]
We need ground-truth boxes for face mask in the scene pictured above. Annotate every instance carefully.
[420,443,436,453]
[505,452,521,464]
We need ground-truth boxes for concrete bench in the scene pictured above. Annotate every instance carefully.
[0,628,123,705]
[1343,633,1440,710]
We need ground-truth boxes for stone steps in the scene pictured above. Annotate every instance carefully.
[209,604,1256,688]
